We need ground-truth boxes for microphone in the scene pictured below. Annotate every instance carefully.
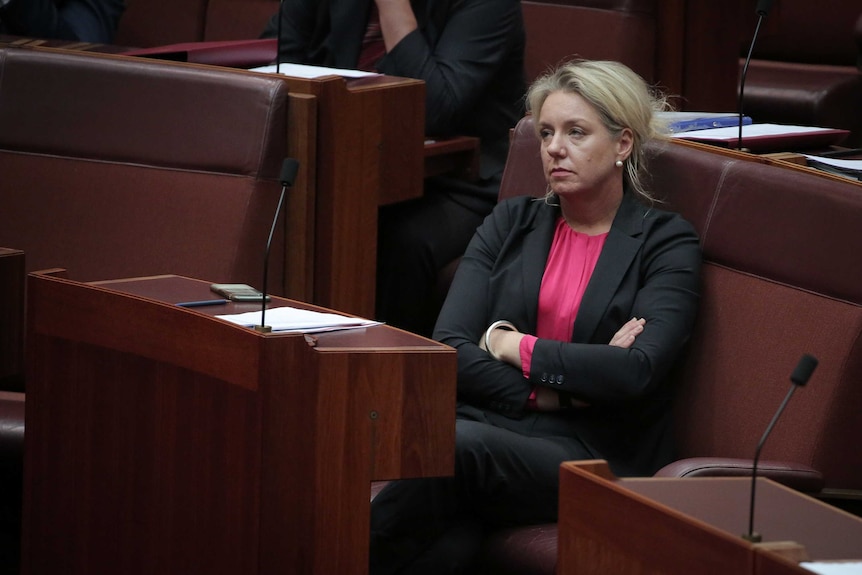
[743,353,818,543]
[737,0,774,150]
[276,0,284,74]
[255,157,300,333]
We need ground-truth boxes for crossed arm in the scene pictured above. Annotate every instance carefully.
[480,317,647,411]
[374,0,417,51]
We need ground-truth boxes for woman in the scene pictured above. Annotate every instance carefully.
[370,60,702,574]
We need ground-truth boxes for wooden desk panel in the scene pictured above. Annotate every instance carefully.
[557,461,862,575]
[23,273,455,575]
[673,138,862,188]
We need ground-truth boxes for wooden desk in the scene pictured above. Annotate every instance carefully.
[197,71,478,319]
[558,461,862,575]
[22,273,456,575]
[673,138,862,189]
[0,33,130,54]
[0,248,24,390]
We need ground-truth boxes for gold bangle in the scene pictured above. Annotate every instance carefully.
[484,320,516,361]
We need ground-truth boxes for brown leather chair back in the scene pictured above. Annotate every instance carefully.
[521,0,657,83]
[0,47,301,295]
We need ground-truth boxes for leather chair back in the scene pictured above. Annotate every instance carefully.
[0,47,301,296]
[521,0,657,83]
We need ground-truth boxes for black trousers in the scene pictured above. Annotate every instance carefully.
[369,405,595,575]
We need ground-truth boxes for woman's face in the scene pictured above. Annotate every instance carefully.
[537,90,632,199]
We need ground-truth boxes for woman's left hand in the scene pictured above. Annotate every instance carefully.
[609,317,645,348]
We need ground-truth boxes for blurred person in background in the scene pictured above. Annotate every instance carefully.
[0,0,125,43]
[262,0,527,337]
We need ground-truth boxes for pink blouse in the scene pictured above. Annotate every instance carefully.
[520,217,608,400]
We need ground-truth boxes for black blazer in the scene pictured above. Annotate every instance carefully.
[434,193,702,476]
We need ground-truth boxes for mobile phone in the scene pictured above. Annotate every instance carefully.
[210,283,270,302]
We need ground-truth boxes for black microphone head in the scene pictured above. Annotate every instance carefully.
[755,0,773,16]
[279,158,300,187]
[790,354,818,387]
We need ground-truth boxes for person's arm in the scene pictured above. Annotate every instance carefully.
[1,0,124,43]
[433,199,535,415]
[485,315,647,411]
[260,0,317,64]
[375,0,522,135]
[527,214,701,405]
[486,316,646,367]
[57,0,125,43]
[375,0,417,51]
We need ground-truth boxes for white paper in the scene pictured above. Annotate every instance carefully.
[217,306,381,333]
[800,561,862,574]
[250,63,379,79]
[669,123,838,141]
[803,155,862,171]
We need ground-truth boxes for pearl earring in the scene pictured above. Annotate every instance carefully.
[615,160,624,168]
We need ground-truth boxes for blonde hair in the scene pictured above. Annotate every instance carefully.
[526,59,669,203]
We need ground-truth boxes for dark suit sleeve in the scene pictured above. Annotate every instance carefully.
[2,0,124,43]
[434,199,535,416]
[260,0,318,63]
[377,0,522,136]
[529,212,702,404]
[58,0,124,43]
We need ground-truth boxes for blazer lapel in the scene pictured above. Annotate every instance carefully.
[572,194,646,343]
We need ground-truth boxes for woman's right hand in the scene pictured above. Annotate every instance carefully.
[538,318,643,412]
[609,317,645,348]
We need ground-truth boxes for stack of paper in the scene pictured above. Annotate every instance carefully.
[803,154,862,181]
[250,63,378,79]
[657,111,751,133]
[670,123,850,152]
[217,306,381,333]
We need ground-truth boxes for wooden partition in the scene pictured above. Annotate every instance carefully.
[655,0,743,112]
[22,272,456,575]
[557,461,862,575]
[264,71,425,318]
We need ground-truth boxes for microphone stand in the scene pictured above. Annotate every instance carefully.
[255,158,300,333]
[743,384,798,542]
[738,1,772,151]
[743,354,818,542]
[276,0,284,75]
